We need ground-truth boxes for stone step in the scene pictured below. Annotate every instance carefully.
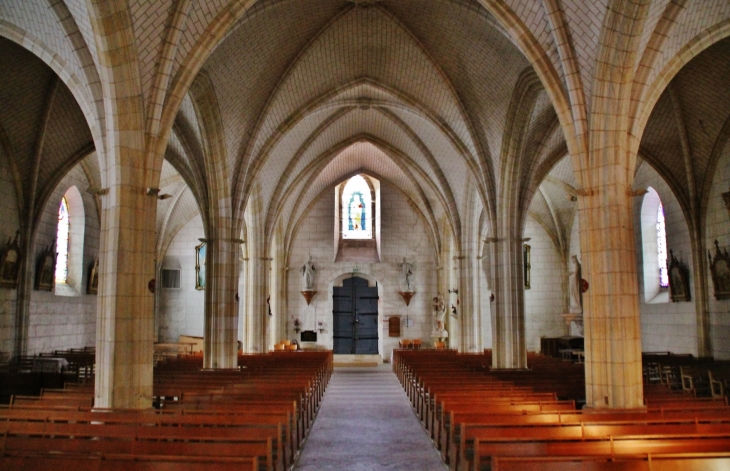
[333,354,381,367]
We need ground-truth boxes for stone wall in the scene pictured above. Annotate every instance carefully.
[523,216,570,352]
[632,162,698,355]
[158,215,206,342]
[26,165,98,355]
[286,181,438,360]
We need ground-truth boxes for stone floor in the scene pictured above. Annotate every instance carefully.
[294,364,448,471]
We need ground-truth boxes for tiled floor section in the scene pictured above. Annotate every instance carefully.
[294,365,448,471]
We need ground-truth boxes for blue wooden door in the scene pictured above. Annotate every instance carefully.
[332,277,379,354]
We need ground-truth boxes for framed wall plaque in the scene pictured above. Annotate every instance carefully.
[35,245,56,291]
[709,240,730,300]
[0,232,21,289]
[668,250,690,302]
[388,316,401,337]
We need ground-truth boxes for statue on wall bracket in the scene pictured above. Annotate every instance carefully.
[0,231,21,289]
[708,240,730,300]
[668,250,691,302]
[300,255,316,304]
[396,257,415,293]
[430,294,448,340]
[568,255,582,314]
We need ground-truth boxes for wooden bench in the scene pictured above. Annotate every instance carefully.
[490,452,730,471]
[472,435,730,471]
[0,451,259,471]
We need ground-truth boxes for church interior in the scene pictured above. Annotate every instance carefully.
[0,0,730,469]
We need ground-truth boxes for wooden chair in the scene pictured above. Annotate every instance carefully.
[412,339,422,350]
[434,341,446,350]
[399,339,412,349]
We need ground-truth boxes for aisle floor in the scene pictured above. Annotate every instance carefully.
[294,364,448,471]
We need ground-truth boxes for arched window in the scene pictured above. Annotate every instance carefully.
[342,175,372,240]
[640,187,669,303]
[54,186,85,296]
[657,202,669,288]
[55,197,70,284]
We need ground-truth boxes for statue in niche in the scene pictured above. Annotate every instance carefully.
[301,255,315,291]
[397,257,415,292]
[431,294,448,338]
[568,255,583,314]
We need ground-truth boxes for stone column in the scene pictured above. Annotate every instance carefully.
[243,255,269,353]
[579,181,644,410]
[95,186,156,409]
[576,0,652,410]
[203,237,240,369]
[489,237,527,369]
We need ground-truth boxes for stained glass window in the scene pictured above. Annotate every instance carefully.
[55,197,70,284]
[342,175,372,240]
[657,202,669,288]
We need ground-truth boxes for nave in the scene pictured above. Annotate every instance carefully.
[294,366,446,471]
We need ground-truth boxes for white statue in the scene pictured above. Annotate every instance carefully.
[397,257,415,292]
[569,255,582,314]
[431,294,448,337]
[301,255,315,291]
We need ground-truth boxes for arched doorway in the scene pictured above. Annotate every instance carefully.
[332,276,379,354]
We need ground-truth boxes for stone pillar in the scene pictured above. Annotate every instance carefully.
[203,237,240,369]
[489,237,527,369]
[579,183,643,410]
[244,255,269,353]
[95,185,156,409]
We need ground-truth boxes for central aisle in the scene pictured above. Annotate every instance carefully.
[294,365,447,471]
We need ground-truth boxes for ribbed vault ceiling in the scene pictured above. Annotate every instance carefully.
[1,1,729,265]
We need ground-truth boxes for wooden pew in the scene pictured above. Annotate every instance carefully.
[0,452,259,471]
[472,435,730,471]
[490,453,730,471]
[1,418,275,471]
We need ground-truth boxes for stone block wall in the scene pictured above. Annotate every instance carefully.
[523,217,569,352]
[632,163,698,355]
[158,215,206,342]
[26,164,98,355]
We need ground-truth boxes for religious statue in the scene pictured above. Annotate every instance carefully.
[431,294,448,338]
[301,255,315,291]
[397,257,415,292]
[568,255,582,314]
